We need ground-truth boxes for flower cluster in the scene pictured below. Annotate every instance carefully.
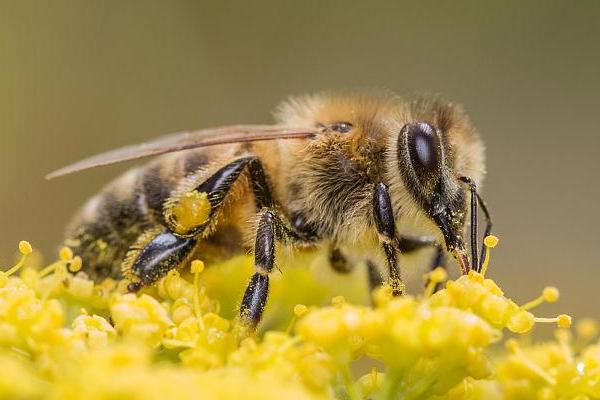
[0,239,595,400]
[495,322,600,399]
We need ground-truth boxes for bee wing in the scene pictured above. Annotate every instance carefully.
[46,124,318,179]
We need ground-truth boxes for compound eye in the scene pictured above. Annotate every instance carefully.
[330,122,353,133]
[403,122,441,185]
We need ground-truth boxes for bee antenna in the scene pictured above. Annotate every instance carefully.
[475,190,492,271]
[459,176,493,273]
[459,177,479,271]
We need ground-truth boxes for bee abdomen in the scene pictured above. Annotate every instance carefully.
[66,150,210,282]
[65,168,149,280]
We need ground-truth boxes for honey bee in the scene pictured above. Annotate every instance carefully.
[48,91,491,328]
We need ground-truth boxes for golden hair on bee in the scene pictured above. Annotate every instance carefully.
[51,90,490,329]
[272,92,484,243]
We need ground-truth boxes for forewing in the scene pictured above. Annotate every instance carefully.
[46,124,317,179]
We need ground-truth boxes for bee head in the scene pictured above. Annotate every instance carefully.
[396,120,471,272]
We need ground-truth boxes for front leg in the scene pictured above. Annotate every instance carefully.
[372,183,404,296]
[365,237,447,299]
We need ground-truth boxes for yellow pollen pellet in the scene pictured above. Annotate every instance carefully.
[191,260,205,274]
[557,314,572,328]
[542,286,560,303]
[483,235,499,248]
[294,304,308,317]
[18,240,33,255]
[171,191,212,234]
[59,246,74,261]
[430,266,448,283]
[69,256,83,272]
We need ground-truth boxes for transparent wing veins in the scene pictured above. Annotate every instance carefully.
[46,124,318,179]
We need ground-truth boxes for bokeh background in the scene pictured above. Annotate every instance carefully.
[1,1,599,319]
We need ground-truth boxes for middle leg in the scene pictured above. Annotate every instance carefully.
[239,209,309,328]
[398,236,448,291]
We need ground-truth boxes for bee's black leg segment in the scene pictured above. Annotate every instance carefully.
[195,157,254,210]
[240,272,269,327]
[240,210,276,328]
[397,235,447,293]
[397,236,438,253]
[430,245,446,271]
[381,243,402,296]
[372,182,403,296]
[247,158,275,209]
[366,260,385,293]
[127,229,197,287]
[198,156,274,211]
[329,247,352,273]
[240,208,308,328]
[395,235,447,293]
[425,246,447,293]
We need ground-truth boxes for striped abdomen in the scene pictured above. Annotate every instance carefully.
[64,150,210,282]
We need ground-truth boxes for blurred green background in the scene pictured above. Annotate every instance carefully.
[1,1,599,319]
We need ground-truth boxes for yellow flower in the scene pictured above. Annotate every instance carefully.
[0,238,590,399]
[110,293,173,347]
[71,314,116,349]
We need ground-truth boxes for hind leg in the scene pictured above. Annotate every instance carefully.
[123,156,274,290]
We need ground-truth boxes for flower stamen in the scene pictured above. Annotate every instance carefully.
[534,314,572,328]
[424,267,447,298]
[521,286,560,310]
[505,338,557,386]
[5,241,33,277]
[191,259,206,331]
[480,235,498,276]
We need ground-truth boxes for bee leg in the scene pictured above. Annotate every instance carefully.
[240,210,277,328]
[127,156,273,291]
[202,156,274,210]
[372,182,404,296]
[165,156,276,237]
[329,247,353,273]
[365,237,438,292]
[240,209,305,328]
[397,236,437,253]
[427,247,447,293]
[365,237,447,297]
[397,236,447,292]
[366,259,385,293]
[123,228,198,291]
